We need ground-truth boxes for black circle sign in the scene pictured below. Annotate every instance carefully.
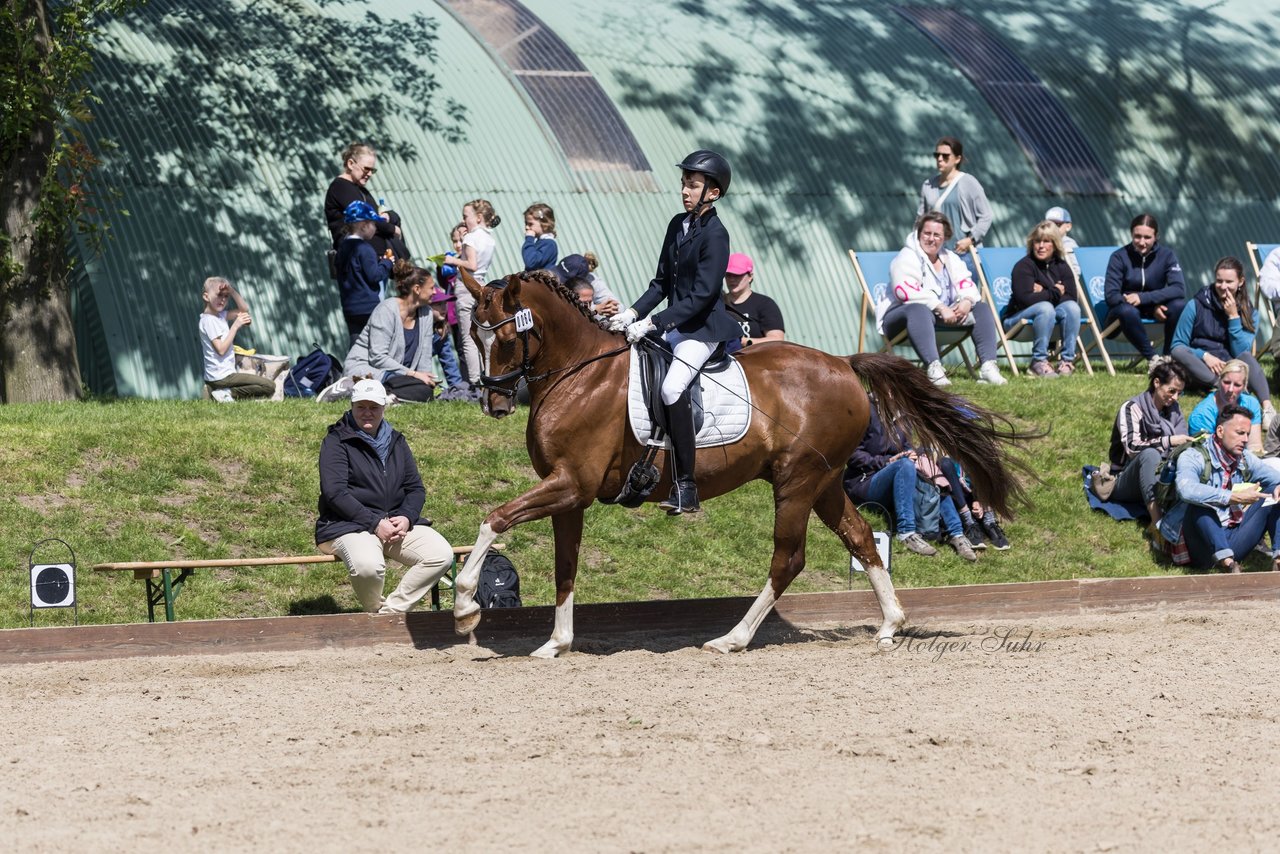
[35,566,71,606]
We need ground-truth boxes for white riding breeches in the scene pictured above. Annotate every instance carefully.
[661,332,717,405]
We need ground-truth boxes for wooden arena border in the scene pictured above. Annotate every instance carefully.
[3,573,1278,665]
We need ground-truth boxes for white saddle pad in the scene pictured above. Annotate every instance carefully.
[627,346,751,448]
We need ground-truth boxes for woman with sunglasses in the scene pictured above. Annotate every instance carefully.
[917,136,992,272]
[323,141,409,261]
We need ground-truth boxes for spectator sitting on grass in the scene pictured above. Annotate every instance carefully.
[1107,357,1190,525]
[1156,403,1280,574]
[335,260,440,403]
[316,379,456,613]
[1187,359,1264,454]
[198,276,274,401]
[842,397,977,561]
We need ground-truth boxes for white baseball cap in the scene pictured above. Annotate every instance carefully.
[351,379,387,406]
[1044,206,1071,224]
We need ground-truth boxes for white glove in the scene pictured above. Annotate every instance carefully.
[625,318,656,343]
[608,308,637,332]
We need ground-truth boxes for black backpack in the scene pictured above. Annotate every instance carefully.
[477,553,521,609]
[284,347,343,397]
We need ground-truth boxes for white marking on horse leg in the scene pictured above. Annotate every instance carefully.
[530,591,574,658]
[703,581,777,654]
[453,522,498,635]
[864,563,906,648]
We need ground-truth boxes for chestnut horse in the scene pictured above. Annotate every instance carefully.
[451,269,1024,657]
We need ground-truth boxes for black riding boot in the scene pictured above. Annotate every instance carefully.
[658,391,700,515]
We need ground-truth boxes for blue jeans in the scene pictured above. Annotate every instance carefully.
[1107,298,1186,359]
[860,458,965,538]
[1003,300,1082,362]
[862,458,919,533]
[433,330,463,387]
[1181,501,1280,567]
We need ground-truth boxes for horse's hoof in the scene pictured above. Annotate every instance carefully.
[454,611,481,636]
[701,637,737,654]
[876,635,896,651]
[530,639,567,659]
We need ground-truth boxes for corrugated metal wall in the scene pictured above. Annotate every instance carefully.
[69,0,1280,397]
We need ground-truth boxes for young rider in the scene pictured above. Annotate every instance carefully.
[609,150,741,515]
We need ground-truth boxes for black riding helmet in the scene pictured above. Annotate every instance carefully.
[676,150,731,197]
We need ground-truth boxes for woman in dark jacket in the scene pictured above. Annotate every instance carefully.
[316,379,453,613]
[323,141,409,260]
[1004,221,1081,377]
[1103,213,1187,360]
[608,150,741,515]
[843,398,977,561]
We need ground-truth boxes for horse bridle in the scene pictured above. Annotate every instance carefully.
[472,299,631,400]
[473,306,540,398]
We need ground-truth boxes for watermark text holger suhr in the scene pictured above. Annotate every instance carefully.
[887,625,1047,662]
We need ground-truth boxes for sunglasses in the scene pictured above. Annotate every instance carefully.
[933,152,953,160]
[352,163,377,175]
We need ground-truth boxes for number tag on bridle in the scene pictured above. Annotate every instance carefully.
[514,308,534,332]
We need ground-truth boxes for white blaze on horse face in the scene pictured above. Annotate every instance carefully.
[476,325,496,377]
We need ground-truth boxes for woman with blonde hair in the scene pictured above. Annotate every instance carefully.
[1003,220,1081,377]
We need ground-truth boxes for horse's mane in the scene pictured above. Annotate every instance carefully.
[514,269,605,327]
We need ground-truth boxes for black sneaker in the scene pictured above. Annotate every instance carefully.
[963,520,988,550]
[982,518,1010,550]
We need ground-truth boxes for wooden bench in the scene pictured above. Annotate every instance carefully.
[94,545,500,623]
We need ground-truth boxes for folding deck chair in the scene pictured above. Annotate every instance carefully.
[848,248,975,377]
[972,246,1114,376]
[1246,242,1279,334]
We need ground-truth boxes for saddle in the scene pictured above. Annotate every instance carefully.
[634,337,730,438]
[604,338,750,508]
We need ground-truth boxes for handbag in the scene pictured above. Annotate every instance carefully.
[1090,464,1118,501]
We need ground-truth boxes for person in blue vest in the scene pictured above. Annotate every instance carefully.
[1170,256,1275,427]
[608,150,741,515]
[1103,213,1187,360]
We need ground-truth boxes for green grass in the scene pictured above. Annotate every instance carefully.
[0,367,1229,629]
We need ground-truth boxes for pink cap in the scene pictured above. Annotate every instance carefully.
[726,252,753,275]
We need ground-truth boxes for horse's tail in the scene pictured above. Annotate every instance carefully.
[848,353,1037,519]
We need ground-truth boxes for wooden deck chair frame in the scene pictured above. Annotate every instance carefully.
[848,249,975,377]
[972,247,1114,377]
[1246,241,1279,334]
[1072,246,1156,372]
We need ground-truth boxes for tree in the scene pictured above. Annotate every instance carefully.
[0,0,139,402]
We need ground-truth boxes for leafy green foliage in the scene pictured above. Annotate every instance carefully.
[0,0,141,297]
[0,371,1218,629]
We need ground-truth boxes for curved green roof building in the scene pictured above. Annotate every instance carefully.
[71,0,1280,397]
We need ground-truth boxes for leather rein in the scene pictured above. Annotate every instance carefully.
[473,304,628,398]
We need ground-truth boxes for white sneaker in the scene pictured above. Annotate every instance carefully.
[315,376,353,403]
[977,361,1007,385]
[210,389,234,403]
[926,361,951,387]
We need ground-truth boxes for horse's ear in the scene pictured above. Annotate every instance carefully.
[458,265,483,299]
[501,275,522,310]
